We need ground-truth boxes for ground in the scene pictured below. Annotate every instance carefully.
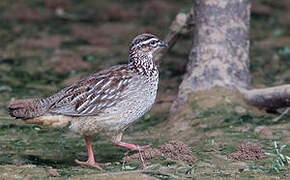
[0,0,290,179]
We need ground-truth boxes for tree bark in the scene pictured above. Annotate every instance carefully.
[171,0,251,112]
[154,0,290,115]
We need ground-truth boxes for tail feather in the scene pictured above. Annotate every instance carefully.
[9,98,71,129]
[9,98,46,119]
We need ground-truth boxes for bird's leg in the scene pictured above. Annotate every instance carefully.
[75,136,110,170]
[112,133,149,168]
[112,133,151,151]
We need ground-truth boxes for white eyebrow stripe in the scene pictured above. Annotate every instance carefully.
[140,38,159,46]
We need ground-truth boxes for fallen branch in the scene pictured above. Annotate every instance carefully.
[155,8,194,62]
[242,85,290,110]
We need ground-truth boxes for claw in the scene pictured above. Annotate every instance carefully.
[75,159,111,170]
[136,144,151,151]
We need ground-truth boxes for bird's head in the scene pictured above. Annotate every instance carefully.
[129,33,167,55]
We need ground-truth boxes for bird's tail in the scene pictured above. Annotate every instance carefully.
[9,97,71,129]
[8,98,47,119]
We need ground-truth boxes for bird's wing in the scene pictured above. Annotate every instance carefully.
[47,65,133,116]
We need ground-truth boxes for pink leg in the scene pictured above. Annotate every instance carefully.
[115,142,150,151]
[75,137,110,169]
[86,137,96,163]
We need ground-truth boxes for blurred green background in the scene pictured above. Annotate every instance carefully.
[0,0,289,179]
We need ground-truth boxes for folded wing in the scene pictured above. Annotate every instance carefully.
[47,65,133,116]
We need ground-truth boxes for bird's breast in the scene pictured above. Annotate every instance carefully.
[69,74,159,136]
[104,74,159,128]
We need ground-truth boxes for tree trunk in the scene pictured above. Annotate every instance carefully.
[172,0,251,112]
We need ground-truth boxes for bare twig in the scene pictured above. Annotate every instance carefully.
[155,8,194,62]
[138,146,146,169]
[273,108,289,122]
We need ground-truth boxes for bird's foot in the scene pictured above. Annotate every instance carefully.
[75,159,111,170]
[116,142,151,169]
[115,142,151,151]
[132,144,151,151]
[119,143,150,169]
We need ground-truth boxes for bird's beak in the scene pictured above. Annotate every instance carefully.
[159,40,168,47]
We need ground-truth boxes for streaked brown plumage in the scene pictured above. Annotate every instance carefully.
[8,33,167,168]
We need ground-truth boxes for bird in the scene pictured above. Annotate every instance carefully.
[8,33,167,169]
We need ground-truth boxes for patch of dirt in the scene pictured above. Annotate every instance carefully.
[254,125,274,139]
[163,107,195,139]
[2,4,45,22]
[72,23,135,46]
[142,0,176,13]
[227,143,266,161]
[100,4,138,21]
[100,23,136,38]
[72,26,111,46]
[91,171,155,180]
[18,35,70,49]
[47,167,60,177]
[48,53,90,73]
[0,165,47,179]
[141,0,176,25]
[122,141,195,163]
[44,0,71,10]
[165,88,267,139]
[188,88,247,109]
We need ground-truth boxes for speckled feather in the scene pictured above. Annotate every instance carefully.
[9,33,165,138]
[47,65,133,116]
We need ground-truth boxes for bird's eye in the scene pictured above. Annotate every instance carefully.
[150,40,156,45]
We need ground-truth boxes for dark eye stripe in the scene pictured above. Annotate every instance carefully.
[130,34,158,49]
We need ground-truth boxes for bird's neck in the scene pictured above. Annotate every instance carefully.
[128,49,158,76]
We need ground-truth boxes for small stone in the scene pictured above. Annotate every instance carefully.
[0,85,12,92]
[254,126,274,138]
[47,168,60,177]
[235,106,246,114]
[199,124,208,128]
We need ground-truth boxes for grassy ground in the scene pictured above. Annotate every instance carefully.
[0,0,290,179]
